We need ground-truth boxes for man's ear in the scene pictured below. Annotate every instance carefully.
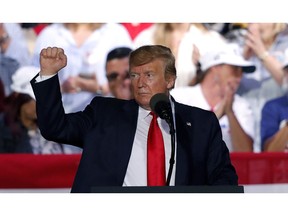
[166,75,176,89]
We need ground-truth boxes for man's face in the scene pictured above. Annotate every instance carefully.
[217,64,243,96]
[106,57,131,100]
[130,59,175,110]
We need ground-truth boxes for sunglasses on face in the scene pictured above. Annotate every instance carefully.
[107,71,130,82]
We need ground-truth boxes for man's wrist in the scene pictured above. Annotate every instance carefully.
[36,72,56,83]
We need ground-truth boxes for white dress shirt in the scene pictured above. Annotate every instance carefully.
[123,99,177,186]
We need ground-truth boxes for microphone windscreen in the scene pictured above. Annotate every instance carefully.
[149,93,170,116]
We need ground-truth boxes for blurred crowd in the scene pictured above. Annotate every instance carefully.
[1,22,288,154]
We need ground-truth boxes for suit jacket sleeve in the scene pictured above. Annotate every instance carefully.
[30,74,95,147]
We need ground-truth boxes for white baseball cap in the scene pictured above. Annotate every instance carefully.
[199,43,256,73]
[10,66,40,99]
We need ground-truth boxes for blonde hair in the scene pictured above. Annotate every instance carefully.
[273,23,287,34]
[153,23,191,56]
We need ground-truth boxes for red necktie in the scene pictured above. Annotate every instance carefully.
[147,112,166,186]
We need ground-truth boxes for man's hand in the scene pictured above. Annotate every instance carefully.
[40,47,67,76]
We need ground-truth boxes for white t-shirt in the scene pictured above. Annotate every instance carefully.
[171,84,255,152]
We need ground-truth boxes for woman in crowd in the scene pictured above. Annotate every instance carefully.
[0,92,64,153]
[234,23,288,151]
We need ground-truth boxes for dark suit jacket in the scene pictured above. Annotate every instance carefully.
[31,74,238,192]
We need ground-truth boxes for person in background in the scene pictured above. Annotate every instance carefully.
[261,57,288,152]
[31,23,133,113]
[0,66,64,154]
[0,23,31,66]
[0,54,19,96]
[232,23,288,152]
[105,47,133,100]
[184,23,229,86]
[30,45,238,192]
[241,23,288,87]
[0,92,64,153]
[171,44,256,152]
[20,23,49,56]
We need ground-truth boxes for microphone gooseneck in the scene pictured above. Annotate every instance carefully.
[149,93,176,186]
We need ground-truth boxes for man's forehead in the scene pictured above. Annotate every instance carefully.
[107,57,129,66]
[107,59,129,72]
[130,59,164,72]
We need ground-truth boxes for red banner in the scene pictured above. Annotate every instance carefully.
[231,152,288,184]
[0,153,288,188]
[0,154,80,188]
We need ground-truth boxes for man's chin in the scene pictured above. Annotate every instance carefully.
[135,95,151,108]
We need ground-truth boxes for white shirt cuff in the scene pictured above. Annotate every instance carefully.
[35,73,56,82]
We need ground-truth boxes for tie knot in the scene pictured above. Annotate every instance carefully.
[150,112,158,120]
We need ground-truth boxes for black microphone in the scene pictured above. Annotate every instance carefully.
[149,93,173,125]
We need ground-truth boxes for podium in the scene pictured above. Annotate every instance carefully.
[91,185,244,193]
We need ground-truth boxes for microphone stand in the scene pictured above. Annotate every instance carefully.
[150,93,176,186]
[165,119,175,186]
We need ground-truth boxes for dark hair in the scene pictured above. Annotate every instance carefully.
[3,93,34,138]
[193,61,207,85]
[129,45,177,78]
[106,47,132,62]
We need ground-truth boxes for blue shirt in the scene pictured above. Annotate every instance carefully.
[0,54,19,96]
[261,95,288,150]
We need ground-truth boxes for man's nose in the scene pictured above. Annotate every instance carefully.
[136,75,146,87]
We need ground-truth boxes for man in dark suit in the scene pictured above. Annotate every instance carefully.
[30,45,238,192]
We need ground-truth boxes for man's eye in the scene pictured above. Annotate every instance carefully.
[130,73,138,79]
[107,72,119,82]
